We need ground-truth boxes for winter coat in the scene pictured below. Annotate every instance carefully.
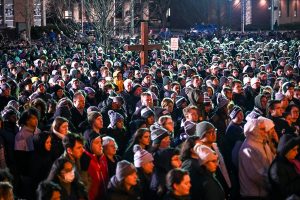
[137,168,155,200]
[163,192,190,200]
[107,176,142,200]
[81,150,109,200]
[50,132,65,161]
[181,158,205,200]
[70,107,87,133]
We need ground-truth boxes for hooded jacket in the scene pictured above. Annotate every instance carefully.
[246,94,266,121]
[268,134,300,200]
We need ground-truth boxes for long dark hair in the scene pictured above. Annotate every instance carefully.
[180,136,200,161]
[125,128,150,153]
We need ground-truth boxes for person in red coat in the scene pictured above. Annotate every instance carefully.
[81,132,109,200]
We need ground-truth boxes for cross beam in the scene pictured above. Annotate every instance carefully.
[124,22,162,66]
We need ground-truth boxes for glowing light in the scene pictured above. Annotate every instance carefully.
[259,0,267,7]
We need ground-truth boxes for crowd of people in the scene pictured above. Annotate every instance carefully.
[0,29,300,200]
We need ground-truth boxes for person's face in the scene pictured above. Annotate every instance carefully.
[44,136,52,151]
[56,89,64,98]
[51,190,61,200]
[294,90,300,100]
[271,103,283,117]
[59,122,69,135]
[203,128,217,143]
[146,115,155,126]
[211,68,219,75]
[38,84,45,93]
[125,82,132,92]
[186,109,198,122]
[277,69,283,76]
[285,113,293,125]
[139,131,151,146]
[134,87,142,96]
[142,161,154,174]
[171,154,182,169]
[204,157,219,173]
[164,103,174,114]
[164,118,174,133]
[192,77,201,88]
[235,111,244,123]
[3,88,11,97]
[252,82,260,90]
[104,140,117,156]
[281,97,289,110]
[291,106,299,122]
[172,85,180,94]
[160,135,171,149]
[26,115,38,128]
[260,97,268,109]
[142,95,153,107]
[25,83,32,91]
[143,75,152,84]
[285,87,294,100]
[124,171,138,187]
[285,145,299,160]
[173,174,191,196]
[258,122,267,138]
[92,137,103,156]
[93,116,103,130]
[72,80,80,89]
[116,119,124,129]
[233,83,243,94]
[286,68,294,76]
[68,141,84,159]
[232,70,239,78]
[60,161,74,181]
[74,95,85,109]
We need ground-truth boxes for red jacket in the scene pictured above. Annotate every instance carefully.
[83,150,109,200]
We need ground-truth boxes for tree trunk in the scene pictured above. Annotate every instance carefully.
[25,0,31,43]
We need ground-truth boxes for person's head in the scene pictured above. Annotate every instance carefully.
[195,121,217,144]
[244,118,268,139]
[108,110,124,129]
[282,82,295,100]
[166,169,191,197]
[158,115,174,133]
[62,133,84,160]
[180,136,201,161]
[229,106,244,124]
[191,75,202,88]
[0,182,14,200]
[232,80,243,94]
[141,107,155,126]
[150,124,170,149]
[194,144,219,173]
[285,104,299,123]
[141,92,153,107]
[37,181,61,200]
[277,134,300,161]
[51,116,69,136]
[85,132,103,156]
[33,131,52,152]
[18,107,39,129]
[116,160,138,190]
[102,136,118,157]
[267,100,282,117]
[161,98,174,114]
[131,128,151,148]
[73,92,85,110]
[183,105,198,123]
[88,111,103,131]
[50,158,76,184]
[133,145,154,174]
[124,79,133,92]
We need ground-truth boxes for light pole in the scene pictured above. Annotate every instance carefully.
[131,0,135,36]
[241,0,245,32]
[271,0,274,30]
[81,0,84,33]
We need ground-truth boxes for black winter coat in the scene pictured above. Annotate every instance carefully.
[268,156,300,200]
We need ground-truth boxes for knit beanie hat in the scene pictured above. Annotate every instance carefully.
[141,107,155,119]
[175,96,187,108]
[133,144,154,168]
[250,77,260,86]
[217,93,229,109]
[108,110,124,127]
[194,143,218,166]
[282,82,294,93]
[229,106,242,119]
[277,134,300,157]
[275,92,285,101]
[195,121,215,139]
[150,124,169,144]
[203,92,212,104]
[88,111,102,125]
[87,106,100,114]
[184,120,196,136]
[116,160,137,182]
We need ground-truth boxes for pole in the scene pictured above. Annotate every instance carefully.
[241,0,245,33]
[131,0,135,36]
[113,0,116,36]
[81,0,84,33]
[271,0,274,31]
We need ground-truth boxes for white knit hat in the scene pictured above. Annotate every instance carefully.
[194,143,218,166]
[133,145,154,168]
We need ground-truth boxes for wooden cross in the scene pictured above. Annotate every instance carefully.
[124,22,162,66]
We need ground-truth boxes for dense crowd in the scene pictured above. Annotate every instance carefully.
[0,29,300,200]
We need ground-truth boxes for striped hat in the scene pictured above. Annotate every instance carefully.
[133,145,154,168]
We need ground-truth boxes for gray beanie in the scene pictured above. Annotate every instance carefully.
[133,145,154,168]
[217,93,229,109]
[116,160,137,182]
[195,121,215,139]
[88,111,102,125]
[150,124,169,144]
[108,110,124,127]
